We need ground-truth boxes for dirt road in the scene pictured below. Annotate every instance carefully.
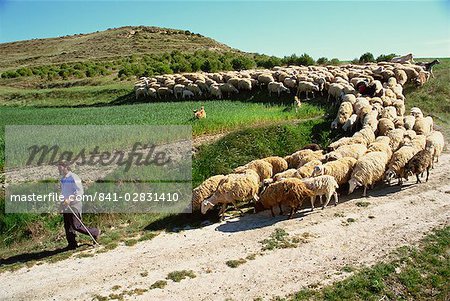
[1,154,449,301]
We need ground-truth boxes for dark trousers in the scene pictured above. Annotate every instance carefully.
[63,211,99,246]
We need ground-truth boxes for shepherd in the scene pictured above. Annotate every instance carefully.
[58,160,100,249]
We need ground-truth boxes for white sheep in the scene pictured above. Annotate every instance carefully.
[268,82,290,97]
[192,175,226,211]
[297,81,319,99]
[201,169,260,220]
[325,144,367,161]
[425,131,445,167]
[413,116,433,135]
[349,151,389,197]
[312,157,357,186]
[301,175,339,210]
[342,114,358,132]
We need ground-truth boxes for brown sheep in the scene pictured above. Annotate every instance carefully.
[403,149,434,183]
[256,178,314,219]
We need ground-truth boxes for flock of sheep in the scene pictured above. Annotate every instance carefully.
[134,57,436,105]
[186,58,445,220]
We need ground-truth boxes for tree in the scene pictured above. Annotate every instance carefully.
[231,56,255,71]
[330,58,340,65]
[316,57,329,65]
[359,52,375,63]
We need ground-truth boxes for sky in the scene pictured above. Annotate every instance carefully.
[0,0,449,60]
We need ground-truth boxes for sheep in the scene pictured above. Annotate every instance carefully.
[342,94,357,105]
[187,83,203,96]
[403,149,433,183]
[387,128,406,151]
[135,86,147,100]
[327,83,345,104]
[201,169,260,220]
[271,169,298,182]
[219,83,239,97]
[234,159,273,181]
[268,82,290,97]
[210,84,222,99]
[262,156,288,174]
[173,84,185,99]
[403,115,416,130]
[328,137,357,151]
[362,109,379,131]
[295,159,323,179]
[257,178,314,218]
[381,106,398,120]
[297,81,319,99]
[367,139,393,161]
[192,175,226,211]
[415,71,430,87]
[237,78,252,91]
[331,102,353,129]
[300,175,339,210]
[193,106,206,119]
[391,53,414,64]
[284,77,297,89]
[425,131,445,166]
[257,73,275,86]
[312,157,357,186]
[385,145,420,185]
[348,152,389,197]
[352,126,376,145]
[394,69,408,86]
[227,77,240,89]
[183,90,195,99]
[342,114,358,132]
[410,107,423,118]
[325,144,367,161]
[413,116,433,135]
[378,118,395,136]
[284,149,324,169]
[157,87,173,99]
[392,99,406,116]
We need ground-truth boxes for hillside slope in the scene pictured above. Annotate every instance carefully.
[0,26,235,71]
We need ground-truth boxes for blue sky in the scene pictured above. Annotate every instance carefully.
[0,1,449,60]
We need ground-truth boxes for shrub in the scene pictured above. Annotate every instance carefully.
[330,58,340,65]
[376,53,397,62]
[359,52,375,63]
[317,57,329,65]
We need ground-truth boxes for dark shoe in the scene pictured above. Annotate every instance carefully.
[66,243,78,250]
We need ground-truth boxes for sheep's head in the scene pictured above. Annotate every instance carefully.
[201,199,215,214]
[312,165,324,177]
[348,178,361,195]
[384,169,396,185]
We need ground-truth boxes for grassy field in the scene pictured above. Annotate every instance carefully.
[404,58,450,138]
[281,226,450,301]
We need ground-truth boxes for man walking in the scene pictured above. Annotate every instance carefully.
[58,160,100,249]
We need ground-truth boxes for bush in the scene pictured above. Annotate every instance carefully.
[330,58,340,65]
[376,53,396,62]
[359,52,375,63]
[1,70,20,78]
[317,57,329,65]
[231,56,255,71]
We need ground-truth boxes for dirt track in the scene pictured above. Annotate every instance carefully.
[1,154,449,301]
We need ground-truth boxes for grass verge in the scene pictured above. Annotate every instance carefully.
[283,226,450,301]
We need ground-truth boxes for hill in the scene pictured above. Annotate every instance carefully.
[0,26,236,71]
